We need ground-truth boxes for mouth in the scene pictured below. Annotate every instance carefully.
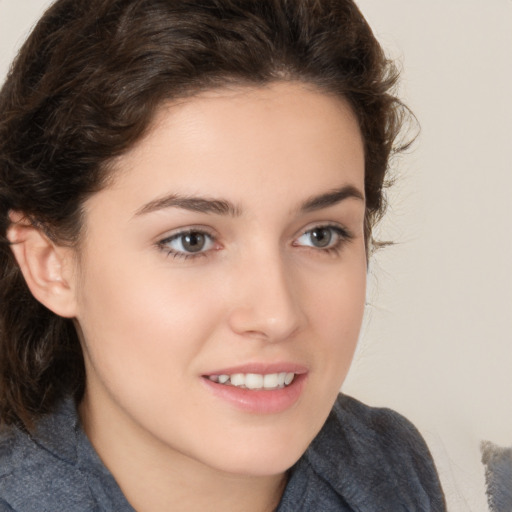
[206,372,296,390]
[202,365,307,413]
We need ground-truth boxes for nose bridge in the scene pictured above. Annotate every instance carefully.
[227,244,305,341]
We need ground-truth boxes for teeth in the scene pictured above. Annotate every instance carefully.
[230,373,245,387]
[284,372,294,385]
[263,373,279,388]
[208,372,296,390]
[245,373,263,389]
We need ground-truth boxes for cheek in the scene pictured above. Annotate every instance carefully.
[74,253,223,396]
[309,249,366,323]
[306,253,367,375]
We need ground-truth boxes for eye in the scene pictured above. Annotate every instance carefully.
[159,230,216,258]
[294,225,350,251]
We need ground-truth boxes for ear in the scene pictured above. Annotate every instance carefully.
[7,212,78,318]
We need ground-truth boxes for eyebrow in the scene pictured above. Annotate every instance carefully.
[134,184,364,218]
[134,194,241,217]
[299,185,365,212]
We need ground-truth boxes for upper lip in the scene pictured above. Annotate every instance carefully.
[203,362,309,377]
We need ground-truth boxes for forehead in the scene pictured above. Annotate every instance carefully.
[89,81,365,217]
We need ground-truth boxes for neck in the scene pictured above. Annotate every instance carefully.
[79,393,288,512]
[118,453,287,512]
[123,463,287,512]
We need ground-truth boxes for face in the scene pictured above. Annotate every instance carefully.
[73,82,366,478]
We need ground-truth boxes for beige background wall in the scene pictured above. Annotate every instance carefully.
[344,2,512,511]
[1,1,511,511]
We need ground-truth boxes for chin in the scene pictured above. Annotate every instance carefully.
[198,423,318,477]
[214,449,304,478]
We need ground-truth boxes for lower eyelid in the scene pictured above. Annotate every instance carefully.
[157,225,352,257]
[158,229,216,254]
[294,225,351,246]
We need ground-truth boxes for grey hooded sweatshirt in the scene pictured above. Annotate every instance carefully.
[0,394,446,511]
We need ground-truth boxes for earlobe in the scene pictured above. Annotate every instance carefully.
[7,213,78,318]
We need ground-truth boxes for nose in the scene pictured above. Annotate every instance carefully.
[226,250,307,342]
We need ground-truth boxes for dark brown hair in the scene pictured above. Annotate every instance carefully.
[0,0,409,430]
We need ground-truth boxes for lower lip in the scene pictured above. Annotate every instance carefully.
[202,373,307,414]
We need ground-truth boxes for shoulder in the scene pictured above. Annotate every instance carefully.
[0,403,98,511]
[302,394,446,511]
[0,428,18,481]
[331,393,436,462]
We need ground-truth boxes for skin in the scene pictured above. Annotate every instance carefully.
[66,81,367,511]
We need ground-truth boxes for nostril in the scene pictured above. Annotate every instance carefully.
[227,307,304,342]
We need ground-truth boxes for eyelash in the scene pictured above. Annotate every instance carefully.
[293,224,353,256]
[157,224,352,260]
[157,228,217,260]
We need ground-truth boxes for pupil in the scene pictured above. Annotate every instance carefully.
[182,232,205,252]
[311,228,332,248]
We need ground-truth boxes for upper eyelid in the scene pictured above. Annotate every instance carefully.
[157,225,217,243]
[155,221,353,248]
[157,229,217,259]
[294,222,352,239]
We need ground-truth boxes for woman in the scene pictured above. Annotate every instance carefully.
[0,0,446,510]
